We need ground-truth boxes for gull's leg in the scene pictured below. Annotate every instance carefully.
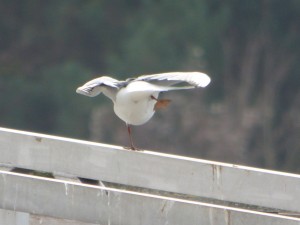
[151,95,171,110]
[127,124,136,150]
[150,95,159,101]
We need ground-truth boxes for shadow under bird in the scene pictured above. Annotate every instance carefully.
[76,72,211,150]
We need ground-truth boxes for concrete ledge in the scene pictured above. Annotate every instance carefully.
[0,209,97,225]
[0,127,300,212]
[1,171,300,225]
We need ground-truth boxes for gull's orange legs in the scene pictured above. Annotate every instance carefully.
[127,124,136,150]
[151,95,171,110]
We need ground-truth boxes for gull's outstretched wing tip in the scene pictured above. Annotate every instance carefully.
[76,87,83,94]
[136,71,211,88]
[76,86,89,95]
[192,72,211,87]
[76,85,99,97]
[76,76,121,97]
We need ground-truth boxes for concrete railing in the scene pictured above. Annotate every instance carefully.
[0,127,300,225]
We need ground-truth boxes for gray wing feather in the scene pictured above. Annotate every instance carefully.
[135,72,211,88]
[76,76,121,97]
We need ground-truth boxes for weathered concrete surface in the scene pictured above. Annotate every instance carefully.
[0,171,300,225]
[0,209,29,225]
[30,214,98,225]
[0,209,97,225]
[0,127,300,212]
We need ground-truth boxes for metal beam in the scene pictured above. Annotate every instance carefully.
[0,171,299,225]
[0,127,300,212]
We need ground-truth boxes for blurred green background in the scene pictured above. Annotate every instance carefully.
[1,0,299,172]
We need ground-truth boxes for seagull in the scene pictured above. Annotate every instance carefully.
[76,72,211,150]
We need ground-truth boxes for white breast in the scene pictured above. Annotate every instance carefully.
[113,81,159,126]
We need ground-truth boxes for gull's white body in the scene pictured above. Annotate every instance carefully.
[76,72,211,149]
[114,81,159,125]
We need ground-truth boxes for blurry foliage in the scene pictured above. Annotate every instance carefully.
[0,62,93,138]
[0,0,299,172]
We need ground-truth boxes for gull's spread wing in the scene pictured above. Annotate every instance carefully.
[76,76,121,97]
[134,72,211,88]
